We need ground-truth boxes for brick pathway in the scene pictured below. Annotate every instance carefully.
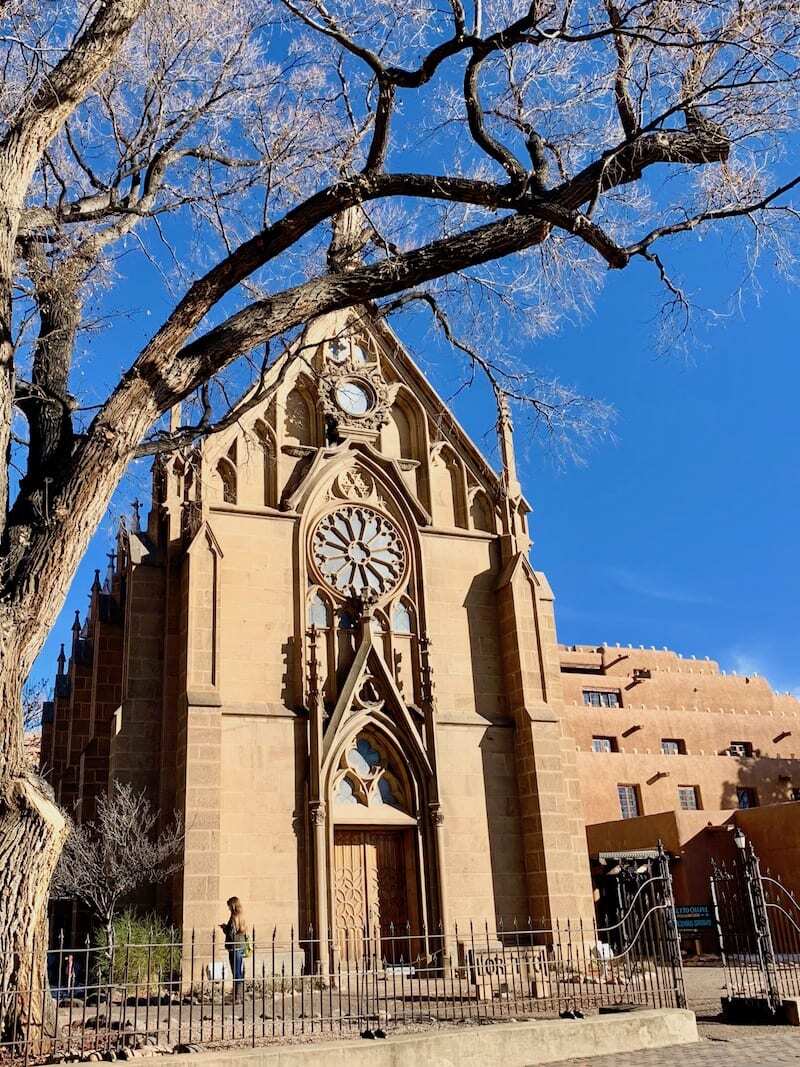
[556,965,800,1065]
[560,1029,800,1066]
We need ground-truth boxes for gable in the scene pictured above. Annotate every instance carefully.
[190,306,516,536]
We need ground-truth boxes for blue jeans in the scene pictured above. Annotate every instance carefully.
[228,948,244,997]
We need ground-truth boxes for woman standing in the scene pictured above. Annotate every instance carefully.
[222,896,248,1001]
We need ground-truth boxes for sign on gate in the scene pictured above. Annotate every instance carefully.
[675,905,713,930]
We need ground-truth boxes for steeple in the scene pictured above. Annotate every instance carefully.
[496,389,521,499]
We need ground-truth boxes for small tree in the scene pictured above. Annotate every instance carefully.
[51,783,183,959]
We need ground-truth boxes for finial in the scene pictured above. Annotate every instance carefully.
[92,568,101,592]
[495,389,520,497]
[72,610,81,633]
[56,643,66,676]
[104,550,115,592]
[131,498,141,531]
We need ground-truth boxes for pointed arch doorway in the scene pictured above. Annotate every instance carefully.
[330,733,422,965]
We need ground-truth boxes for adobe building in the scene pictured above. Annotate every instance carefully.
[559,645,800,946]
[41,305,595,954]
[40,305,800,952]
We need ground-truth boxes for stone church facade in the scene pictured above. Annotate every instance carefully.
[41,308,596,949]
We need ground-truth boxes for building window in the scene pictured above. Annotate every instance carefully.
[661,739,686,755]
[592,736,618,753]
[678,785,701,811]
[729,741,754,758]
[618,784,640,820]
[583,690,621,709]
[736,787,758,809]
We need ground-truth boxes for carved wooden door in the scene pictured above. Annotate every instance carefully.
[333,829,410,964]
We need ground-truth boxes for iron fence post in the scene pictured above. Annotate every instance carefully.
[656,840,686,1008]
[742,839,781,1011]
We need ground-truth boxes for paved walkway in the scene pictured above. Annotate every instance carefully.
[557,965,800,1065]
[560,1029,800,1066]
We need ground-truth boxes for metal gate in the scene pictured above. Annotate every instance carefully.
[711,834,800,1011]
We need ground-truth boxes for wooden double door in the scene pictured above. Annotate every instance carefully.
[333,827,418,963]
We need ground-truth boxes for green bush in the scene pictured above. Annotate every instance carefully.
[95,911,181,989]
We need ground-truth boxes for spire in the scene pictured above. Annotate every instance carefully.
[104,550,115,593]
[496,389,521,499]
[131,497,141,532]
[56,643,66,677]
[92,568,101,593]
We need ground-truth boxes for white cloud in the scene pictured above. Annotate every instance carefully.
[605,566,714,607]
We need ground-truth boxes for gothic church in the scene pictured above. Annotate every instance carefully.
[41,306,596,952]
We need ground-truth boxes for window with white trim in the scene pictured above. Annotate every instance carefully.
[592,736,617,753]
[583,690,621,709]
[618,784,640,819]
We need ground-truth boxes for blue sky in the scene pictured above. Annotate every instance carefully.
[31,219,800,701]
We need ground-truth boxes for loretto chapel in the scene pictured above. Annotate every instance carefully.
[41,299,800,958]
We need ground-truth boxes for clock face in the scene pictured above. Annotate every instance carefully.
[335,379,373,417]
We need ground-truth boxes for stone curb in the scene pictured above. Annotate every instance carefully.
[171,1007,698,1067]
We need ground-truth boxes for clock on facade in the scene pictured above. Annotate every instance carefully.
[335,379,374,417]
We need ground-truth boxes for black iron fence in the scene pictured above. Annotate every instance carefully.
[711,836,800,1012]
[4,870,684,1063]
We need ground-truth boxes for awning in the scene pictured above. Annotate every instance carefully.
[597,849,661,861]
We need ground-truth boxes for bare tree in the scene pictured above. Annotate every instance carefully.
[21,678,47,735]
[51,784,184,960]
[1,0,799,1035]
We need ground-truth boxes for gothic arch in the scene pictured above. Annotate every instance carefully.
[470,488,496,533]
[254,418,278,507]
[381,386,429,507]
[284,376,318,447]
[292,445,430,712]
[216,448,237,505]
[430,444,467,529]
[330,725,419,823]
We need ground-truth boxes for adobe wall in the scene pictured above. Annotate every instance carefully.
[735,803,800,897]
[561,645,800,823]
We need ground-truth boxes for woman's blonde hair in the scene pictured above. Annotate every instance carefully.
[227,896,246,934]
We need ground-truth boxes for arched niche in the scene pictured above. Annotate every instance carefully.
[284,379,318,447]
[307,586,335,701]
[381,388,429,507]
[215,441,238,505]
[390,596,417,700]
[470,488,496,534]
[254,418,278,507]
[430,445,467,529]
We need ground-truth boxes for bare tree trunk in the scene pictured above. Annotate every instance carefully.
[0,659,67,1044]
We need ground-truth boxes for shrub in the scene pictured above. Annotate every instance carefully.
[95,911,181,989]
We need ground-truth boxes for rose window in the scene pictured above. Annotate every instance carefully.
[311,505,405,601]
